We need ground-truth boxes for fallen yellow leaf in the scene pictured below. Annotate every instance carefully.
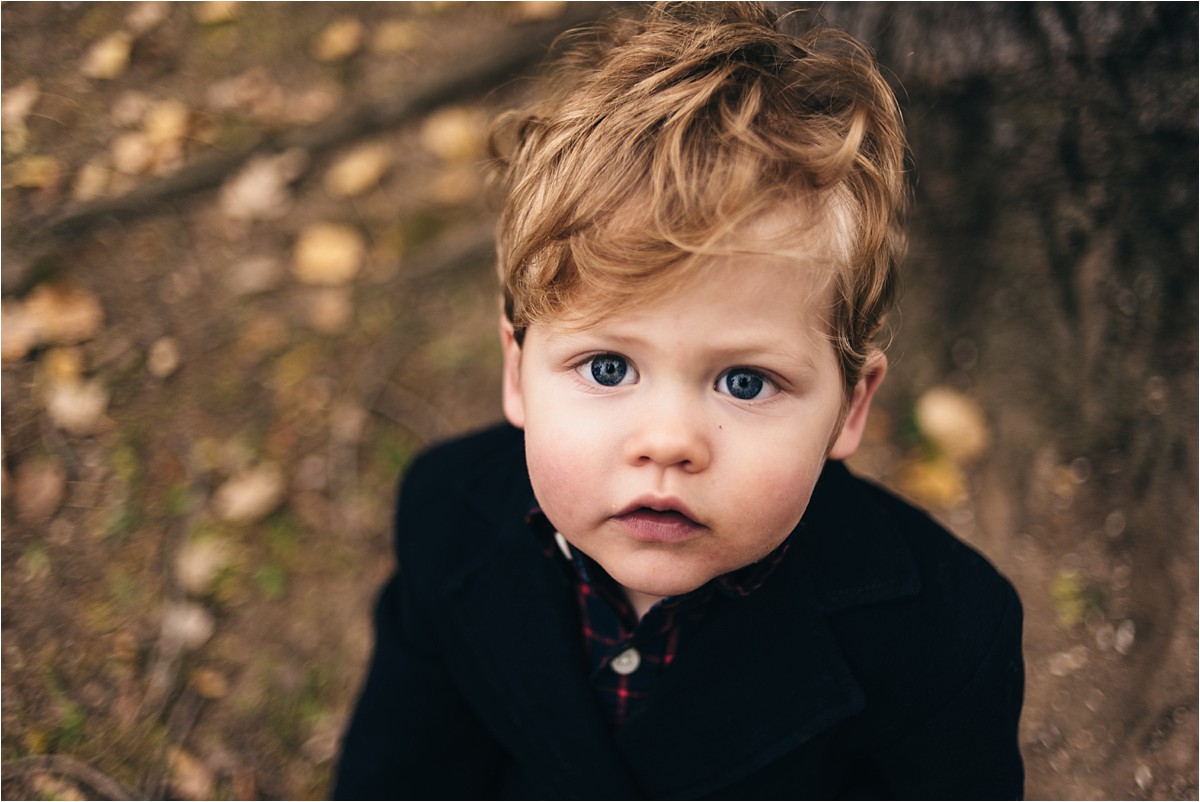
[81,31,133,80]
[194,1,241,24]
[72,158,112,202]
[509,1,568,20]
[1,80,40,130]
[46,378,111,436]
[313,17,364,63]
[292,222,364,286]
[324,141,392,198]
[111,131,154,175]
[143,99,190,147]
[175,536,235,596]
[23,283,104,345]
[419,105,486,162]
[7,155,62,189]
[213,463,285,523]
[147,336,182,378]
[1,301,40,361]
[914,386,990,462]
[371,19,421,53]
[219,149,308,221]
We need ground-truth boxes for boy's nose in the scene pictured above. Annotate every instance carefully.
[623,395,711,473]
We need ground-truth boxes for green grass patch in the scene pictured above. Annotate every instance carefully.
[255,564,287,602]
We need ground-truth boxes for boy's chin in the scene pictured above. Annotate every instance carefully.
[608,563,713,602]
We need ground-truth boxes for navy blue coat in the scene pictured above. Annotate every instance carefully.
[335,423,1024,799]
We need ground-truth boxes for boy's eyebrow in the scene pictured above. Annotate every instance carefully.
[704,342,822,373]
[551,327,823,371]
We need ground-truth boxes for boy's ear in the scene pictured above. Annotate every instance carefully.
[499,315,526,429]
[828,352,887,461]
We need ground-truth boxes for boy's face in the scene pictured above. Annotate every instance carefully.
[501,255,885,610]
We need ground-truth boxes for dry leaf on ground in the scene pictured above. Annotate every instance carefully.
[13,459,67,523]
[324,142,392,198]
[225,255,285,297]
[194,1,241,24]
[175,536,235,596]
[29,774,85,802]
[292,222,364,286]
[2,300,41,361]
[144,99,190,147]
[81,32,133,80]
[219,149,308,221]
[2,80,39,127]
[419,105,486,162]
[913,386,990,462]
[110,131,154,175]
[7,155,62,190]
[162,601,216,650]
[126,1,171,34]
[41,346,84,382]
[23,283,104,345]
[46,378,111,435]
[313,17,364,63]
[213,462,286,523]
[168,746,215,800]
[371,19,421,53]
[72,158,112,202]
[508,1,568,20]
[147,336,182,378]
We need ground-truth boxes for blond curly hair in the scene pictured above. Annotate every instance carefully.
[490,2,908,393]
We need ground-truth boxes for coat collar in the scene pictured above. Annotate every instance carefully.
[797,459,923,612]
[439,425,920,798]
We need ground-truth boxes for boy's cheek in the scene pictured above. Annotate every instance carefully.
[524,438,594,523]
[741,466,817,533]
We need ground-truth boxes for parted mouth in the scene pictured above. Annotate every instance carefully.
[613,496,702,526]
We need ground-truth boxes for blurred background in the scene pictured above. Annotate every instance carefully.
[1,2,1195,799]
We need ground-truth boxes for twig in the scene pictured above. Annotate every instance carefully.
[4,753,139,800]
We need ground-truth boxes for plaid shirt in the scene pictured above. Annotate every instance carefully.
[529,509,793,726]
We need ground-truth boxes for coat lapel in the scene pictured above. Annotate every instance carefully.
[611,535,866,798]
[610,461,923,798]
[439,431,642,798]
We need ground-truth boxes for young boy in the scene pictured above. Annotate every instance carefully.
[335,4,1024,798]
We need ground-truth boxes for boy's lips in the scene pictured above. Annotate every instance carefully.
[612,496,705,543]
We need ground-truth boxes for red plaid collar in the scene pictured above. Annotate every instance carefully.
[527,506,795,724]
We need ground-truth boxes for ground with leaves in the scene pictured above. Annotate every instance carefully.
[3,3,1196,800]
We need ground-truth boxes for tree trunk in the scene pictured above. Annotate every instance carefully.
[817,3,1198,798]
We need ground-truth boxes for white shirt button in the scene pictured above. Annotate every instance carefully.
[610,647,641,675]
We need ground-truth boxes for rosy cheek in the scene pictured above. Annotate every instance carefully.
[745,465,818,532]
[526,436,593,519]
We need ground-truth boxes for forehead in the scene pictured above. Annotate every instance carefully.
[552,252,838,351]
[545,196,848,326]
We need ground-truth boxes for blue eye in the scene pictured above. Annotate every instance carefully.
[718,368,776,400]
[581,353,635,387]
